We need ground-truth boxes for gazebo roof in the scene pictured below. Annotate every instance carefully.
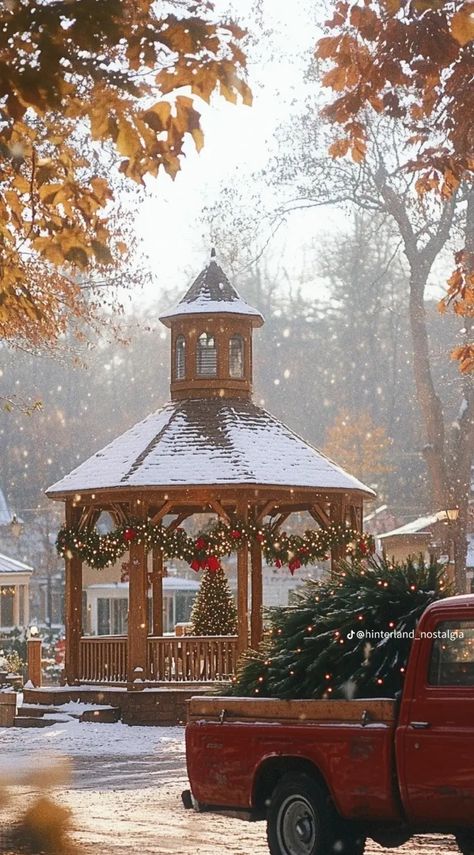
[47,398,374,497]
[159,254,263,326]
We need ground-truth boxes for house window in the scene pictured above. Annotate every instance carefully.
[0,586,15,627]
[229,334,244,378]
[175,335,186,379]
[97,598,111,635]
[112,599,128,635]
[175,592,197,624]
[97,598,128,635]
[196,332,217,376]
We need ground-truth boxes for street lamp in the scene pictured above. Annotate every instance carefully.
[444,507,460,590]
[10,515,22,538]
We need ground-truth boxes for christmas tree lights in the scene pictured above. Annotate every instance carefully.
[190,566,237,636]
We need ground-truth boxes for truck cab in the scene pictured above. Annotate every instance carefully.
[397,595,474,828]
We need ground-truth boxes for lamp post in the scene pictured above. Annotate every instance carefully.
[10,515,22,538]
[444,507,460,590]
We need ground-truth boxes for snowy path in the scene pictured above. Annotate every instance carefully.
[0,718,459,854]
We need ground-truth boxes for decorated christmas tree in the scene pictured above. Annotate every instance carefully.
[227,555,449,700]
[190,566,237,636]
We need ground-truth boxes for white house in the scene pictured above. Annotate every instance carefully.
[0,552,32,630]
[84,576,201,636]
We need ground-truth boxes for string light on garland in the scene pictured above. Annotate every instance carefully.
[56,518,375,573]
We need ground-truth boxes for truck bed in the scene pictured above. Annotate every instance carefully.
[186,696,401,823]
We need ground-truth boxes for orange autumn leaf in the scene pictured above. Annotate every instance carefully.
[450,2,474,45]
[317,0,474,371]
[0,1,250,351]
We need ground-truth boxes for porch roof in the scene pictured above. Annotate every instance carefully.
[378,511,448,539]
[0,552,33,574]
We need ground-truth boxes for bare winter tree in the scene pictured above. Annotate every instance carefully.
[278,116,472,590]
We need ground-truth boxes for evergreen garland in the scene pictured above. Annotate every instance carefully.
[226,555,450,700]
[56,518,374,573]
[190,566,237,635]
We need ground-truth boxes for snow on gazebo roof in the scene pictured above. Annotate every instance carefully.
[159,251,263,326]
[47,398,374,497]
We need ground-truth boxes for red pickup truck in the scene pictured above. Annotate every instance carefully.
[184,594,474,855]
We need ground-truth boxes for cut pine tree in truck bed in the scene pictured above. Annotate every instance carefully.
[225,555,450,701]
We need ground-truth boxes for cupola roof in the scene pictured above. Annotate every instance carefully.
[159,250,263,326]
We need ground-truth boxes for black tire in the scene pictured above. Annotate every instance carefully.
[457,833,474,855]
[266,771,365,855]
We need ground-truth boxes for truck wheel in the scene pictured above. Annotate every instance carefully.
[266,772,365,855]
[456,833,474,855]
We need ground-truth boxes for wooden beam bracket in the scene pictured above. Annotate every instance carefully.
[271,512,290,533]
[149,500,175,524]
[78,506,96,531]
[208,498,231,524]
[309,504,331,529]
[166,512,192,532]
[256,500,278,524]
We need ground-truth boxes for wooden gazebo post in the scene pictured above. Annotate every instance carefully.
[64,500,82,685]
[151,546,164,636]
[236,501,249,655]
[330,495,347,574]
[250,537,263,649]
[127,499,148,685]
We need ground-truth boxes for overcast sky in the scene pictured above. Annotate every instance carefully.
[134,0,343,306]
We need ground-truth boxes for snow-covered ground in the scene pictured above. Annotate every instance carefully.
[0,713,183,760]
[0,715,458,854]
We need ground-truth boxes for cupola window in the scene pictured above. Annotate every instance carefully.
[175,335,186,379]
[229,334,244,378]
[196,332,217,376]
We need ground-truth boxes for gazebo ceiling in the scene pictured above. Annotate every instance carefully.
[46,398,375,498]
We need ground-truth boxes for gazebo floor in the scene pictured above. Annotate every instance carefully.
[23,683,222,726]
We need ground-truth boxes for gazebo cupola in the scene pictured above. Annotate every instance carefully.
[159,249,263,401]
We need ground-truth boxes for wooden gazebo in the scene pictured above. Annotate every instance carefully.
[47,251,374,687]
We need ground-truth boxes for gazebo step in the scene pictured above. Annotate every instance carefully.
[79,706,121,724]
[21,685,223,726]
[23,686,128,706]
[16,704,61,718]
[14,715,71,728]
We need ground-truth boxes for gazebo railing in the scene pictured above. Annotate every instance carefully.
[77,635,238,683]
[148,635,238,682]
[79,636,128,683]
